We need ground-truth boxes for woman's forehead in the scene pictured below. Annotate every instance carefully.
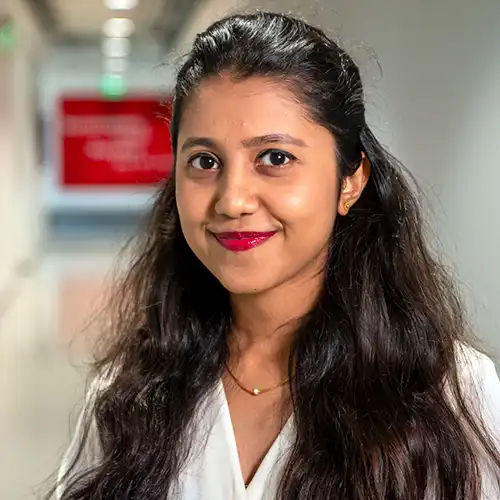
[178,75,332,148]
[184,75,300,117]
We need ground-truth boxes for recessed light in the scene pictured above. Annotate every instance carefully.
[101,37,131,58]
[104,0,138,10]
[103,57,128,74]
[103,18,135,38]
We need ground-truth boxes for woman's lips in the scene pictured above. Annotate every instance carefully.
[212,231,277,252]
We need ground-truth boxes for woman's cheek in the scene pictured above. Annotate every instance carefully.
[277,182,337,223]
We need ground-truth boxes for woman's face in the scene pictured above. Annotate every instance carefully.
[175,75,344,295]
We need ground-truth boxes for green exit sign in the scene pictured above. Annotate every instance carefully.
[0,19,15,51]
[100,74,127,99]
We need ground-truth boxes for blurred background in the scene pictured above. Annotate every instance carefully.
[0,0,498,497]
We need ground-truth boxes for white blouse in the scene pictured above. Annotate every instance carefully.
[57,345,500,499]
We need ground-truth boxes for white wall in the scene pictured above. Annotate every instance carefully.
[0,50,17,306]
[0,0,46,307]
[175,0,249,54]
[38,43,173,212]
[241,0,500,353]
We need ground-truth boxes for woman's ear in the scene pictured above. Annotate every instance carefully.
[338,153,371,215]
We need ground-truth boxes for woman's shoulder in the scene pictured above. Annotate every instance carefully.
[56,366,116,499]
[454,344,500,498]
[453,343,500,438]
[454,343,500,394]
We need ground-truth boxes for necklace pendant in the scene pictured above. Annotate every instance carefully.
[252,388,261,396]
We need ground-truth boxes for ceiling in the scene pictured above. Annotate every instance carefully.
[23,0,204,49]
[53,0,164,41]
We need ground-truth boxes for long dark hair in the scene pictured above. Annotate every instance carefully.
[55,11,500,500]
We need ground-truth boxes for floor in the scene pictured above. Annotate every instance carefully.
[0,238,124,499]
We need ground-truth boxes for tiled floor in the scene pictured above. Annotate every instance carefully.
[0,241,121,499]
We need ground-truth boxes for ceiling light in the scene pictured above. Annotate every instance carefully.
[104,0,138,9]
[102,37,131,58]
[103,18,135,38]
[103,57,128,74]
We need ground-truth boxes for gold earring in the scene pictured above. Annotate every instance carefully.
[344,202,351,212]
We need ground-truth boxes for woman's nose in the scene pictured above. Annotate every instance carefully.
[214,168,259,219]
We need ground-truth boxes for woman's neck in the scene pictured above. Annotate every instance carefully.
[229,267,324,365]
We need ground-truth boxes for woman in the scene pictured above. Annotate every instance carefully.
[55,11,500,500]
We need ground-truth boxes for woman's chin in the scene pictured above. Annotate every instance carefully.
[215,272,275,296]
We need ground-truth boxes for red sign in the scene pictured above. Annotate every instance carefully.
[60,97,173,187]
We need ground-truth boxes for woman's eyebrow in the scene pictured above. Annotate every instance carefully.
[241,134,307,148]
[181,137,217,152]
[180,133,307,153]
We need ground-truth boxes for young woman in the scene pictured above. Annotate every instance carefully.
[55,11,500,500]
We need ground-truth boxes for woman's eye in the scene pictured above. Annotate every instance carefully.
[258,150,296,167]
[189,154,219,170]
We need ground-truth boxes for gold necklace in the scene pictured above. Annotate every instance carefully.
[225,364,293,396]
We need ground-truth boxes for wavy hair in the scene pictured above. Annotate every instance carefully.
[54,11,500,500]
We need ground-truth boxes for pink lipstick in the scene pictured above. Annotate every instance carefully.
[213,231,277,252]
